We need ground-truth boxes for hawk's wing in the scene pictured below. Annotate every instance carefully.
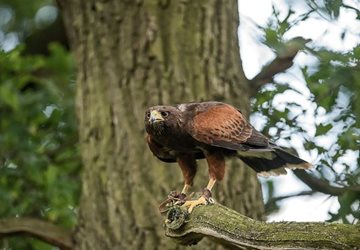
[186,102,270,151]
[185,102,311,175]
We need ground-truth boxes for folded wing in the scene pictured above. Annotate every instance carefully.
[187,102,311,175]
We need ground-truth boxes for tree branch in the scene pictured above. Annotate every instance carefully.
[265,190,315,213]
[164,204,360,249]
[0,217,73,250]
[293,169,360,196]
[249,37,311,96]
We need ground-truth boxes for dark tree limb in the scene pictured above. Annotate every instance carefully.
[164,204,360,249]
[293,169,360,196]
[265,190,315,213]
[249,37,311,96]
[0,218,73,250]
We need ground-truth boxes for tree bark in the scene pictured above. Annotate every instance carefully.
[164,204,360,249]
[59,0,264,249]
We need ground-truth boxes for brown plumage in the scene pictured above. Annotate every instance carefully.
[144,101,311,212]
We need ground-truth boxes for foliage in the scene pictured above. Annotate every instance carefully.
[0,44,80,248]
[251,1,360,223]
[0,0,55,37]
[0,0,79,248]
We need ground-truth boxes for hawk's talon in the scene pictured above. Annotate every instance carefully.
[166,191,187,202]
[178,193,187,201]
[181,188,215,213]
[181,196,208,213]
[174,195,187,206]
[159,191,189,213]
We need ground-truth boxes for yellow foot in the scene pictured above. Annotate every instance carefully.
[181,196,208,213]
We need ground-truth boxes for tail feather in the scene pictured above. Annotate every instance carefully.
[238,147,311,177]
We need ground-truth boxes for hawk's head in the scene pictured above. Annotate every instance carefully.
[144,106,182,136]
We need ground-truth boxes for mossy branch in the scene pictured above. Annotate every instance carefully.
[164,204,360,249]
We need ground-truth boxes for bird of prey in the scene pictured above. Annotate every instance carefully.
[144,101,311,212]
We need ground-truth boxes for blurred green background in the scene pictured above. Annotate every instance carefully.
[0,1,79,248]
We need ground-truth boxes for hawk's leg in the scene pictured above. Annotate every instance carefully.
[181,177,216,213]
[182,150,225,213]
[181,183,191,195]
[175,155,197,201]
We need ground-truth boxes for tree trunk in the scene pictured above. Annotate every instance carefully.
[59,0,264,249]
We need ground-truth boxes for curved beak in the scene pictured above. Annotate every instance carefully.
[149,110,164,123]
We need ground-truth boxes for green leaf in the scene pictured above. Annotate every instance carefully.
[315,123,333,136]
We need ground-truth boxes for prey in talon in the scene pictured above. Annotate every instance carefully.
[145,101,311,213]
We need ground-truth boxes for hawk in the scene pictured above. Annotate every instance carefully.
[144,101,311,212]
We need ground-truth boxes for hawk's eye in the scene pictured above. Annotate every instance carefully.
[161,111,169,117]
[146,112,151,119]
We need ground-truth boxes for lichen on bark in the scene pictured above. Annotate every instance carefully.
[165,204,360,249]
[58,0,265,249]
